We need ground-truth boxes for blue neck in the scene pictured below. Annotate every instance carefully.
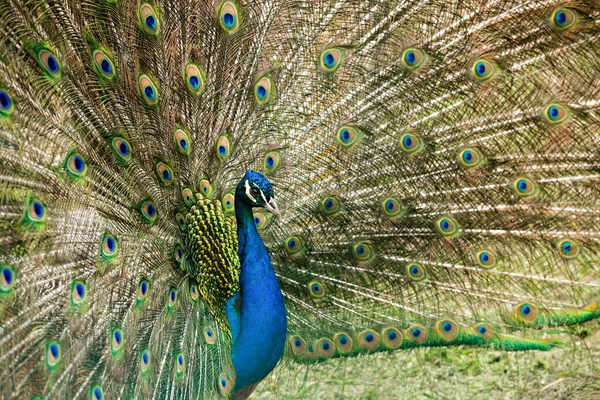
[227,196,287,391]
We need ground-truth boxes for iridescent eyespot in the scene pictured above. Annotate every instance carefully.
[382,327,403,349]
[407,324,427,344]
[402,48,426,70]
[175,212,186,231]
[512,177,537,198]
[199,179,212,196]
[182,187,194,207]
[140,198,158,224]
[406,263,426,282]
[217,370,234,396]
[46,341,61,370]
[0,265,15,293]
[551,8,579,32]
[334,332,353,354]
[37,47,61,77]
[90,386,103,400]
[436,319,458,341]
[289,335,306,356]
[110,136,132,164]
[543,103,569,125]
[204,327,216,344]
[263,151,282,172]
[254,75,274,105]
[189,281,199,301]
[184,62,206,95]
[472,323,493,339]
[218,1,241,34]
[173,244,184,266]
[24,197,47,225]
[101,232,118,260]
[435,216,460,237]
[307,280,325,298]
[321,196,341,215]
[65,152,87,179]
[285,236,304,255]
[93,49,115,79]
[111,328,124,354]
[176,353,185,375]
[253,211,271,231]
[458,148,485,169]
[156,162,173,186]
[359,329,380,351]
[140,350,151,374]
[316,338,335,358]
[139,3,160,35]
[138,74,159,106]
[216,133,231,161]
[222,192,235,213]
[381,197,404,218]
[0,90,15,116]
[319,47,345,72]
[471,58,498,82]
[71,280,87,306]
[475,250,497,269]
[515,302,538,323]
[138,279,150,302]
[336,125,361,149]
[174,128,191,155]
[167,288,178,309]
[557,237,580,259]
[400,132,424,154]
[353,243,374,262]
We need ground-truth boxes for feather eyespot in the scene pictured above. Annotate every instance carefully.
[101,232,118,260]
[176,353,185,375]
[321,196,341,215]
[289,335,306,356]
[407,324,427,344]
[307,280,325,298]
[471,58,498,82]
[336,125,361,149]
[512,177,537,198]
[353,243,374,262]
[382,197,404,218]
[0,90,15,116]
[182,188,194,207]
[156,162,173,186]
[515,302,538,323]
[217,370,234,396]
[175,212,186,231]
[435,216,460,236]
[316,338,335,358]
[140,350,151,374]
[254,75,274,105]
[46,341,61,370]
[359,329,380,351]
[557,237,580,259]
[93,49,115,79]
[137,279,150,302]
[551,8,579,32]
[199,179,212,196]
[167,288,178,309]
[222,192,235,213]
[185,62,206,95]
[285,236,304,255]
[110,136,132,164]
[543,103,569,125]
[111,328,124,354]
[189,281,199,301]
[458,148,485,169]
[406,263,426,282]
[320,47,345,72]
[24,197,47,225]
[402,48,427,70]
[0,265,15,293]
[218,1,241,34]
[472,323,493,339]
[174,128,192,155]
[253,211,271,231]
[204,327,217,344]
[71,280,87,306]
[382,327,403,349]
[37,47,61,77]
[334,333,353,354]
[400,132,424,154]
[216,133,231,161]
[436,319,458,341]
[139,3,160,35]
[139,198,158,224]
[173,244,184,266]
[65,152,87,179]
[90,386,103,400]
[138,74,159,106]
[476,250,497,269]
[263,151,282,172]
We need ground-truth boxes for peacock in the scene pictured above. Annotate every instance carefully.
[0,0,599,398]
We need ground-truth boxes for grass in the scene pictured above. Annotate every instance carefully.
[253,328,600,399]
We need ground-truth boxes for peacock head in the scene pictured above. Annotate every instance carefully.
[236,170,280,219]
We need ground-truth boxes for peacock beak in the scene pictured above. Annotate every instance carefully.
[263,197,281,220]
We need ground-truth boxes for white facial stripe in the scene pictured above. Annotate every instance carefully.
[244,179,257,203]
[259,189,268,204]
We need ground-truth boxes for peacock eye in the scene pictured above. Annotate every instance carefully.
[250,187,260,197]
